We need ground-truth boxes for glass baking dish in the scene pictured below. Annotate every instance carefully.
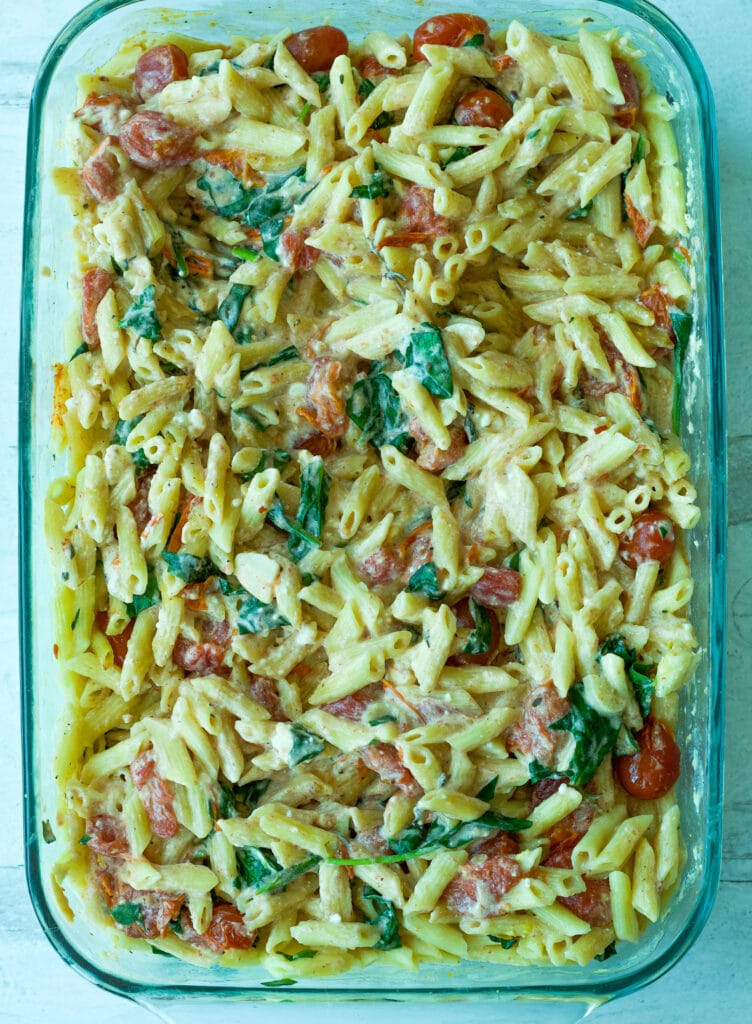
[19,0,726,1012]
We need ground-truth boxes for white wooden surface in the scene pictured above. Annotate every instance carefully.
[2,1,751,1020]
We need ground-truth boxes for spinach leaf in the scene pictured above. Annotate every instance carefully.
[445,479,467,503]
[506,548,524,572]
[475,775,498,802]
[595,941,617,962]
[464,33,485,47]
[118,285,162,341]
[111,902,144,928]
[288,457,331,561]
[463,410,478,442]
[549,683,620,786]
[396,323,453,398]
[597,634,654,718]
[282,949,317,961]
[489,936,518,949]
[218,283,251,333]
[350,169,392,200]
[234,406,269,432]
[217,576,247,597]
[371,111,395,130]
[442,146,473,168]
[527,759,567,784]
[358,78,375,99]
[368,713,398,726]
[236,846,282,889]
[346,363,413,453]
[288,724,326,766]
[218,778,270,818]
[311,72,330,92]
[526,128,541,140]
[253,853,322,895]
[126,567,160,617]
[248,345,299,371]
[462,597,492,655]
[362,886,401,950]
[432,811,531,850]
[670,310,693,435]
[632,133,646,164]
[297,101,313,122]
[566,201,593,220]
[113,416,149,468]
[406,562,444,600]
[161,552,215,583]
[241,449,291,483]
[266,497,322,554]
[232,245,259,262]
[237,594,289,634]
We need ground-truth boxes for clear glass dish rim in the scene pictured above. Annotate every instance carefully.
[18,0,727,1005]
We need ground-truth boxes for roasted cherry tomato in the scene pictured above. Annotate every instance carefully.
[559,877,612,927]
[454,88,512,128]
[134,44,189,100]
[284,26,348,73]
[413,13,491,61]
[358,55,400,79]
[119,111,196,170]
[614,717,681,799]
[470,566,522,607]
[618,509,676,570]
[81,267,113,347]
[613,57,640,128]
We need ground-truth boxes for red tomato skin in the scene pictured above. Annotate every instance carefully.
[119,111,196,170]
[81,267,114,347]
[298,357,347,438]
[454,88,513,128]
[280,226,320,271]
[614,717,681,799]
[413,13,491,61]
[613,57,641,128]
[447,596,500,667]
[358,55,400,79]
[408,420,466,473]
[284,26,348,73]
[134,44,190,100]
[559,877,612,927]
[443,853,521,917]
[470,566,522,607]
[618,509,676,570]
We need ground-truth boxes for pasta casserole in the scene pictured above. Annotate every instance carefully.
[46,10,700,979]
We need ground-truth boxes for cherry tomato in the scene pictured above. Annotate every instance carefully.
[470,566,522,607]
[128,466,156,534]
[95,611,135,669]
[297,357,346,438]
[409,420,466,472]
[280,225,320,272]
[618,509,676,570]
[74,92,133,135]
[361,743,422,797]
[82,136,120,202]
[284,26,348,73]
[613,57,640,128]
[198,904,256,952]
[322,683,382,722]
[639,284,673,334]
[471,831,519,857]
[130,749,180,838]
[448,596,500,667]
[293,432,337,458]
[507,684,570,763]
[559,877,612,926]
[173,636,227,675]
[248,675,288,722]
[454,88,512,128]
[443,852,521,917]
[81,267,113,347]
[134,44,190,100]
[119,110,196,170]
[358,55,400,79]
[615,717,681,799]
[625,193,654,248]
[397,520,435,576]
[543,834,578,869]
[413,13,491,61]
[85,813,130,856]
[400,184,451,236]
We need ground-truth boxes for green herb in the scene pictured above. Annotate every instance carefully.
[248,345,299,371]
[232,247,259,264]
[161,552,215,583]
[526,128,541,140]
[350,169,392,200]
[254,853,322,895]
[287,457,331,561]
[632,133,646,164]
[670,310,692,435]
[79,834,91,845]
[597,634,654,719]
[362,886,401,950]
[358,77,375,99]
[595,941,617,962]
[71,609,80,630]
[369,713,398,726]
[237,594,289,634]
[218,779,270,819]
[549,683,620,786]
[616,727,640,755]
[464,33,485,47]
[371,110,395,130]
[489,936,518,949]
[312,72,330,92]
[111,902,144,928]
[670,246,688,266]
[462,598,492,655]
[297,101,313,122]
[242,449,291,483]
[289,724,326,766]
[261,979,297,987]
[475,775,498,802]
[126,567,161,618]
[282,949,317,961]
[42,821,56,844]
[442,146,473,168]
[406,562,444,600]
[347,362,413,453]
[236,846,282,889]
[396,323,454,398]
[70,341,88,361]
[151,946,176,957]
[119,285,161,341]
[218,283,251,333]
[566,201,593,220]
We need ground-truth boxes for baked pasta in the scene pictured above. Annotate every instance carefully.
[47,10,699,978]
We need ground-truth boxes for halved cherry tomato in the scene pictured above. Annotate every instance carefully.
[85,813,130,856]
[293,432,337,458]
[81,267,113,347]
[134,44,190,100]
[448,596,500,667]
[442,851,521,917]
[613,57,640,128]
[618,509,676,570]
[413,13,491,61]
[128,466,156,534]
[284,26,348,73]
[95,611,135,669]
[248,675,288,722]
[454,88,512,128]
[297,357,347,438]
[120,111,196,170]
[322,683,382,722]
[559,877,612,926]
[614,717,680,799]
[507,684,570,764]
[358,55,400,79]
[470,566,522,607]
